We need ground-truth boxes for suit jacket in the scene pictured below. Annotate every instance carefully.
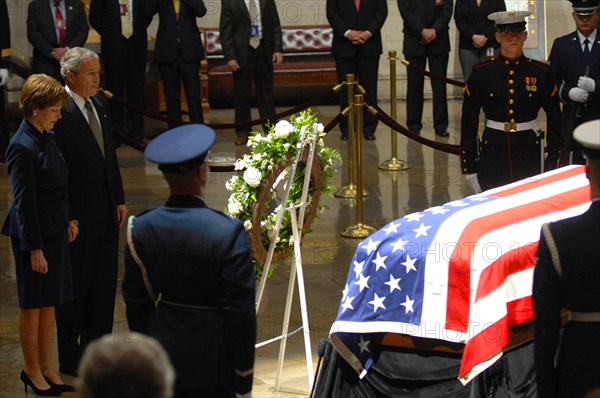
[533,201,600,398]
[454,0,505,51]
[219,0,282,68]
[122,195,256,395]
[548,31,600,121]
[145,0,206,63]
[326,0,388,58]
[1,0,9,69]
[2,120,69,250]
[27,0,89,79]
[89,0,152,67]
[398,0,453,57]
[54,95,124,238]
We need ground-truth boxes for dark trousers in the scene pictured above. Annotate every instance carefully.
[405,51,449,134]
[103,38,147,142]
[174,386,234,398]
[334,53,380,137]
[1,86,8,157]
[232,43,276,136]
[55,229,119,370]
[158,53,203,128]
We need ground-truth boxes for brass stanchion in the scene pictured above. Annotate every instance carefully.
[341,94,376,238]
[335,74,368,198]
[379,50,410,171]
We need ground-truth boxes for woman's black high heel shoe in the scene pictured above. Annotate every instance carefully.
[43,376,75,393]
[20,370,62,396]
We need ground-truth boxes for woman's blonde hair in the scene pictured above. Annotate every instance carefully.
[18,74,69,118]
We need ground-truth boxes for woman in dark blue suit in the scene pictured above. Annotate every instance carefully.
[2,74,76,396]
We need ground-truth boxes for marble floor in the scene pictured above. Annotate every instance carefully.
[0,99,472,397]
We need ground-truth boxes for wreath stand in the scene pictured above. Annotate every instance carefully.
[254,129,317,392]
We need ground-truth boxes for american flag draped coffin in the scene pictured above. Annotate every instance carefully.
[329,166,591,384]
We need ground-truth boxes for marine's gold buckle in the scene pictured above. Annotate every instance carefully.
[504,122,517,133]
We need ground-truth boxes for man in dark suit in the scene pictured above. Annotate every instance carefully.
[533,119,600,398]
[123,125,256,398]
[145,0,206,127]
[548,0,599,165]
[327,0,387,140]
[1,0,10,162]
[89,0,153,145]
[220,0,283,146]
[398,0,453,137]
[26,0,89,82]
[54,47,127,376]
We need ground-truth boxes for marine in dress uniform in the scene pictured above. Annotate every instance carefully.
[122,125,256,398]
[548,0,600,165]
[533,119,600,398]
[460,10,562,192]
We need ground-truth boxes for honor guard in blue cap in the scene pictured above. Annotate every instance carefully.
[548,0,600,165]
[460,10,562,192]
[533,118,600,398]
[124,124,257,397]
[144,124,216,173]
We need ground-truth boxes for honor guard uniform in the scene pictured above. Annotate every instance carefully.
[533,119,600,398]
[548,0,600,165]
[122,125,256,398]
[460,10,562,192]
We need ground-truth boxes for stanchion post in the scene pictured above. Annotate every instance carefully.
[379,50,410,171]
[334,74,368,198]
[340,94,376,238]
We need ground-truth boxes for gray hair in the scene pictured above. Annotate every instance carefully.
[77,333,175,398]
[60,47,99,79]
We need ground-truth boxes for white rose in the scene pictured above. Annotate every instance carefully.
[253,153,262,161]
[243,220,252,230]
[228,199,242,216]
[234,158,246,171]
[274,120,294,138]
[314,123,325,135]
[243,166,262,187]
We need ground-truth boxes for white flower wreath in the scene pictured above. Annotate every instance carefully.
[225,110,342,279]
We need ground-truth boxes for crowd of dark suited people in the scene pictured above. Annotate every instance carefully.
[0,0,599,396]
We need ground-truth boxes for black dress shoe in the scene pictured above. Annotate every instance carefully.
[340,134,348,141]
[235,135,248,146]
[20,370,62,396]
[44,376,75,393]
[435,130,450,137]
[364,134,375,140]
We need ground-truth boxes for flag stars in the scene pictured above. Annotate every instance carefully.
[371,252,387,271]
[427,206,449,215]
[382,221,400,235]
[384,274,401,293]
[361,238,380,255]
[341,296,355,312]
[354,273,371,292]
[401,295,415,314]
[353,260,365,278]
[404,212,424,222]
[448,200,469,207]
[390,237,408,253]
[413,223,431,238]
[358,336,371,353]
[342,284,349,300]
[368,293,386,312]
[401,254,417,273]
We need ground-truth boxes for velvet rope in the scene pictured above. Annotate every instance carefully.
[401,59,467,88]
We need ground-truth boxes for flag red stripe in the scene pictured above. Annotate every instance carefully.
[475,242,538,302]
[445,184,589,333]
[488,166,585,198]
[459,316,509,378]
[506,295,533,326]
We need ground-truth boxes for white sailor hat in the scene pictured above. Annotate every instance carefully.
[145,124,216,173]
[488,10,532,32]
[569,0,600,16]
[573,120,600,159]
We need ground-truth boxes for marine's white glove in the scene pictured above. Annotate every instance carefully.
[0,69,8,87]
[465,173,482,194]
[568,87,589,103]
[578,76,595,93]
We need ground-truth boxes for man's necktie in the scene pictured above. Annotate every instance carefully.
[120,0,133,39]
[173,0,180,20]
[54,0,65,47]
[85,101,105,157]
[583,38,591,58]
[355,0,360,11]
[248,0,260,49]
